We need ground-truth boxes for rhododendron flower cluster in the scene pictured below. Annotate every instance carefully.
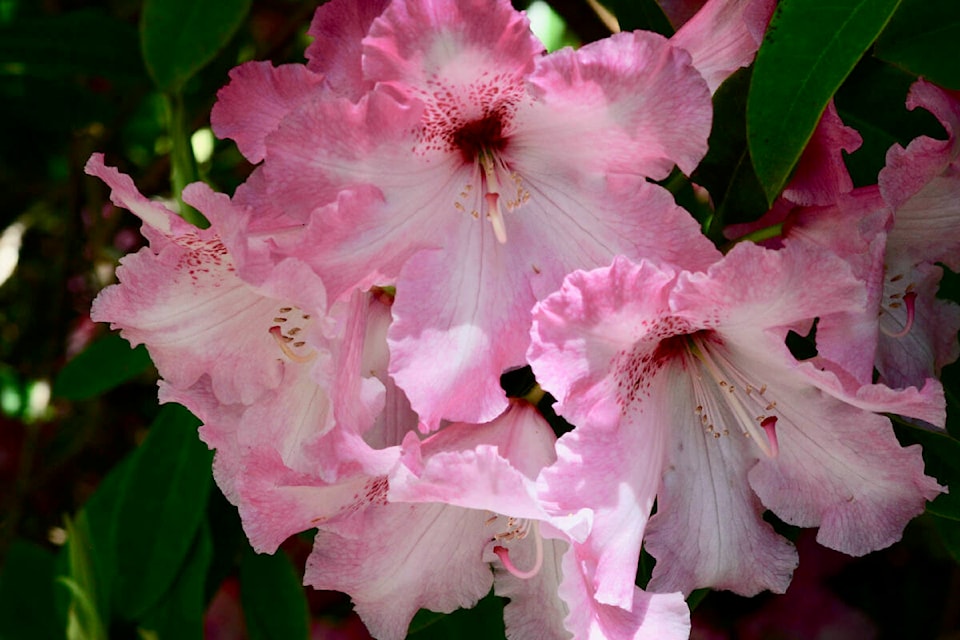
[87,0,957,638]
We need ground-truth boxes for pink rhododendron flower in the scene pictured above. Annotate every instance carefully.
[215,0,719,429]
[529,242,944,600]
[86,155,401,552]
[874,79,960,388]
[86,154,332,406]
[90,157,653,639]
[87,156,684,636]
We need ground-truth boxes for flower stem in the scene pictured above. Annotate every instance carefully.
[164,90,208,228]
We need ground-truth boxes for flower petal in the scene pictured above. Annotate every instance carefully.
[305,502,494,640]
[362,0,542,90]
[782,101,862,206]
[558,548,691,640]
[210,61,324,164]
[671,0,775,94]
[748,379,944,555]
[304,0,389,100]
[644,376,798,596]
[521,31,711,178]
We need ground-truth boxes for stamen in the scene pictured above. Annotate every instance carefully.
[493,521,543,580]
[689,337,779,458]
[269,326,316,363]
[881,291,917,338]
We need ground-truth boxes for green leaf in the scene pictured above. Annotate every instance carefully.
[748,0,903,204]
[140,0,251,92]
[53,333,153,400]
[932,515,960,564]
[53,454,137,630]
[113,403,213,619]
[875,0,960,90]
[408,592,505,639]
[240,547,310,640]
[0,540,61,640]
[139,522,213,640]
[686,588,710,612]
[598,0,674,36]
[61,514,109,640]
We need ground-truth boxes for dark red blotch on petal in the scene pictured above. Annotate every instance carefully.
[451,114,508,163]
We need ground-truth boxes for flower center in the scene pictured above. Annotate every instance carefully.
[451,115,507,164]
[879,270,917,339]
[448,115,528,245]
[686,333,780,458]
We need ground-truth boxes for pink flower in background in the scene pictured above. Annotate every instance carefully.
[215,0,719,429]
[529,241,943,601]
[725,86,960,391]
[876,79,960,389]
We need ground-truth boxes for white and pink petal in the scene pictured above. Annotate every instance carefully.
[520,31,711,178]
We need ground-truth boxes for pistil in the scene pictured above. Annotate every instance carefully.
[492,520,543,580]
[480,151,508,244]
[880,290,917,338]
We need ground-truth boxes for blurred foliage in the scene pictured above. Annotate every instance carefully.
[0,0,958,638]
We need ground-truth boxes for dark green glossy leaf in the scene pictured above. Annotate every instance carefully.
[408,592,505,639]
[240,547,310,640]
[204,484,246,605]
[0,540,61,640]
[748,0,903,203]
[140,0,251,91]
[598,0,673,36]
[140,522,213,640]
[875,0,960,90]
[53,333,153,400]
[113,403,213,619]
